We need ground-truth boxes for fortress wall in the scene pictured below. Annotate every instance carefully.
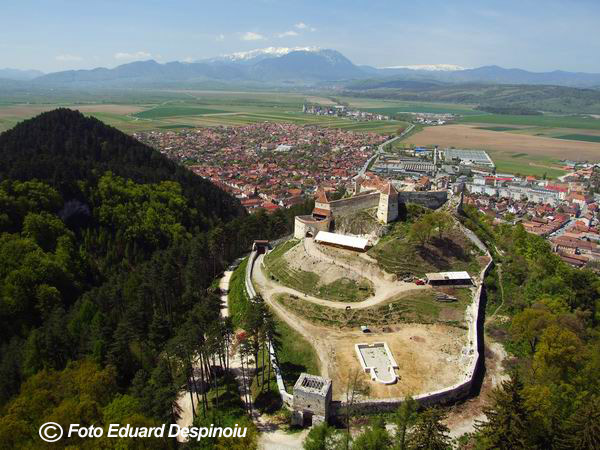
[334,230,493,415]
[329,192,380,216]
[246,221,492,417]
[397,190,448,210]
[294,216,331,239]
[245,249,294,409]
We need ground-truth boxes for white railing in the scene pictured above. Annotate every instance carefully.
[245,249,292,408]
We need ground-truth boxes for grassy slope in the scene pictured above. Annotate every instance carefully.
[227,257,320,405]
[263,240,374,302]
[368,221,482,278]
[275,288,471,328]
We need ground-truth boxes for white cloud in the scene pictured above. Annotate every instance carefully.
[294,22,316,32]
[277,30,298,38]
[182,57,194,63]
[216,33,225,42]
[55,54,83,62]
[114,51,152,60]
[241,31,265,41]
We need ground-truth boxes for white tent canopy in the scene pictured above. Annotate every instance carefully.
[314,231,369,251]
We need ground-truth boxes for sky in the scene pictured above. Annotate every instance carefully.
[1,0,600,73]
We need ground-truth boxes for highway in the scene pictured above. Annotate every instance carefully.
[356,123,415,178]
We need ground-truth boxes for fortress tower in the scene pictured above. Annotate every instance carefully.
[377,182,399,224]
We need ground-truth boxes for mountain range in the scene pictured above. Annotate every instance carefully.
[2,47,600,89]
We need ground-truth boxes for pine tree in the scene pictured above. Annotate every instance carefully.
[408,407,450,450]
[474,374,532,449]
[393,396,418,450]
[556,395,600,450]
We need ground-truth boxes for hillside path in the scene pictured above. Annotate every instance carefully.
[261,237,429,310]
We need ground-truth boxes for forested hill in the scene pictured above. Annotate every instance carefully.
[0,108,244,225]
[0,110,312,448]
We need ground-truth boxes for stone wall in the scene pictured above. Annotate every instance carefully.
[294,215,331,240]
[329,192,380,216]
[333,229,493,415]
[397,190,448,210]
[246,224,492,417]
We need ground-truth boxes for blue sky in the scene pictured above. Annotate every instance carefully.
[2,0,600,73]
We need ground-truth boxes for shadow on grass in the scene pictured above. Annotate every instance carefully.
[254,389,282,414]
[280,361,308,387]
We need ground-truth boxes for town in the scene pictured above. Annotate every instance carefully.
[302,103,390,121]
[135,124,388,212]
[137,125,600,270]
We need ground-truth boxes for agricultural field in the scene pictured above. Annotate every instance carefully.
[362,104,480,116]
[0,91,410,135]
[336,97,479,114]
[406,123,600,177]
[459,113,600,130]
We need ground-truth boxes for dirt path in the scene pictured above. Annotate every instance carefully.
[445,341,508,438]
[268,238,429,310]
[175,271,233,441]
[254,254,335,379]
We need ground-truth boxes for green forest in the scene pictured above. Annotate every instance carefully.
[0,109,312,448]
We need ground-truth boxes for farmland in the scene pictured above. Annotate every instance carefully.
[459,113,600,130]
[0,91,416,135]
[407,123,600,177]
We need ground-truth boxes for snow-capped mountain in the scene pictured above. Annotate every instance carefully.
[209,46,320,63]
[383,64,467,71]
[26,48,600,88]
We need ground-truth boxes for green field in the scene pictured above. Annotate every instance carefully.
[476,126,521,132]
[363,103,480,116]
[555,134,600,143]
[276,288,471,327]
[0,90,411,135]
[134,105,229,119]
[490,157,567,178]
[460,113,600,130]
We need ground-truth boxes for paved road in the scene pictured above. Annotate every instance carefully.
[356,123,415,179]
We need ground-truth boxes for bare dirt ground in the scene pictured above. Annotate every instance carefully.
[285,240,367,285]
[407,124,600,160]
[444,340,508,438]
[254,253,470,401]
[331,325,467,399]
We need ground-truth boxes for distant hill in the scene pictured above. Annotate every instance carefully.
[343,82,600,115]
[0,68,44,80]
[371,65,600,88]
[7,49,600,114]
[23,48,600,90]
[32,49,366,86]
